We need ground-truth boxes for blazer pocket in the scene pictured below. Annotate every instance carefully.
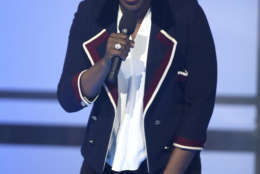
[176,69,188,82]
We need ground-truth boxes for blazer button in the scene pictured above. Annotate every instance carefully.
[91,116,97,121]
[164,146,170,150]
[154,120,161,125]
[89,139,94,144]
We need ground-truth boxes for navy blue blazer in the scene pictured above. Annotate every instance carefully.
[57,0,217,173]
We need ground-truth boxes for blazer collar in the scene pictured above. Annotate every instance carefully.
[83,0,177,116]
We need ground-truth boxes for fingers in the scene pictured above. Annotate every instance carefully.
[105,33,135,61]
[129,40,135,48]
[109,33,134,49]
[110,33,128,39]
[108,45,130,61]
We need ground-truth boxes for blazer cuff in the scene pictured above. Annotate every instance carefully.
[72,69,99,107]
[173,137,204,151]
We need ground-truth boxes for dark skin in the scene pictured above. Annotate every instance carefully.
[80,1,196,173]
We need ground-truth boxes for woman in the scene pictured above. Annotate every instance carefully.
[57,0,217,173]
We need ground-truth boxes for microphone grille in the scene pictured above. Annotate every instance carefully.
[119,11,138,35]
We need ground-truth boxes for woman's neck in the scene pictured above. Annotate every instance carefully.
[120,1,150,23]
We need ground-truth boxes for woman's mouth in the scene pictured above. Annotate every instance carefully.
[124,0,139,6]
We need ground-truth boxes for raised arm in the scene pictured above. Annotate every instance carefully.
[57,2,133,112]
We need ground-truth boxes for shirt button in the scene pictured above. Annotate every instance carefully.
[154,120,161,125]
[89,139,94,144]
[91,116,97,121]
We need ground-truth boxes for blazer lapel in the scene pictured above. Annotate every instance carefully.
[142,0,177,116]
[143,22,178,116]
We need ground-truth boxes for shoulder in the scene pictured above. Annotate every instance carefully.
[166,0,209,29]
[77,0,106,9]
[75,0,107,19]
[151,0,201,29]
[170,0,199,13]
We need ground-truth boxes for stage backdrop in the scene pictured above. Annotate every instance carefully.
[0,0,258,173]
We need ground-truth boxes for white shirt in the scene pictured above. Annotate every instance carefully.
[106,7,152,172]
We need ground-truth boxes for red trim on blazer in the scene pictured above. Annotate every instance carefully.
[143,32,175,111]
[72,73,81,103]
[85,31,109,63]
[174,137,204,147]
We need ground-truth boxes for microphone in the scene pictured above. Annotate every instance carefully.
[107,11,138,84]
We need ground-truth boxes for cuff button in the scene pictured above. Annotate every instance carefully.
[164,146,170,150]
[81,101,87,107]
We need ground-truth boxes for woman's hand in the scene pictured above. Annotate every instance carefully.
[103,33,135,63]
[163,148,196,174]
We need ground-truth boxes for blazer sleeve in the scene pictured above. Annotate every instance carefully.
[57,1,97,113]
[173,2,217,151]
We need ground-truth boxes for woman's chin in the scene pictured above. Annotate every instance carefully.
[119,0,143,11]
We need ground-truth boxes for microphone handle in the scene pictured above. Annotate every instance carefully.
[107,28,129,84]
[107,55,122,83]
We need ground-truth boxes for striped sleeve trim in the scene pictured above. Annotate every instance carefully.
[72,69,99,107]
[173,143,203,151]
[173,137,204,151]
